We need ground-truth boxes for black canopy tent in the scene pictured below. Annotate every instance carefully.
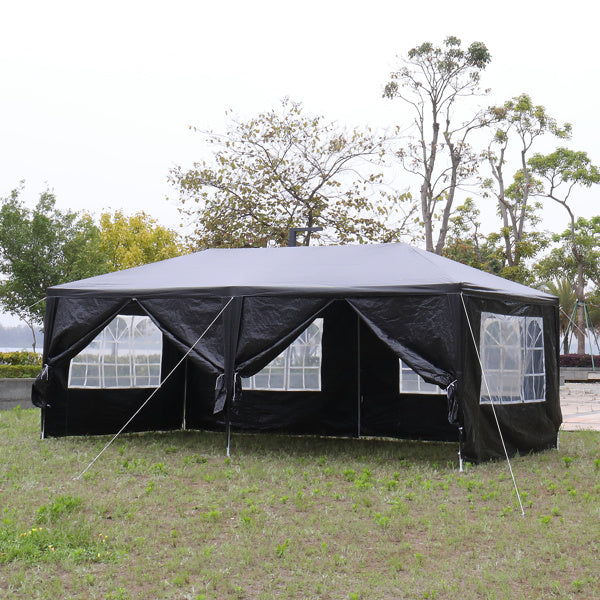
[32,243,561,462]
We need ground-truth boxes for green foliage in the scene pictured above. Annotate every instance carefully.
[0,524,115,565]
[275,538,290,558]
[538,278,578,351]
[0,350,42,377]
[0,364,41,378]
[0,186,107,327]
[3,409,600,598]
[535,219,600,291]
[36,496,83,524]
[384,37,491,254]
[528,149,600,300]
[529,148,600,190]
[484,94,570,275]
[98,210,185,271]
[396,36,491,91]
[0,351,41,366]
[169,98,414,249]
[442,198,502,274]
[532,210,600,352]
[489,94,571,146]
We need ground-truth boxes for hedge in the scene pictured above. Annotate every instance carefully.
[560,354,600,368]
[0,351,42,367]
[0,365,41,378]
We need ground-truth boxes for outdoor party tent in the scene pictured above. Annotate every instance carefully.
[32,243,562,462]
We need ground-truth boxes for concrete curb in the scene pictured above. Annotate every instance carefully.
[0,378,36,410]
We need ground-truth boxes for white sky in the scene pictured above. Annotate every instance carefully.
[1,0,599,327]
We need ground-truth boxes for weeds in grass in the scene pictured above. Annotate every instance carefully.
[275,538,290,558]
[1,409,600,599]
[36,495,82,524]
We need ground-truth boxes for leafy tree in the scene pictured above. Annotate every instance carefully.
[529,149,600,352]
[383,36,492,254]
[98,210,184,271]
[586,287,600,336]
[169,98,415,249]
[0,187,106,349]
[483,94,571,279]
[441,197,501,273]
[539,278,577,354]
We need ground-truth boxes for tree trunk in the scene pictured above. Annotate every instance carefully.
[576,259,586,355]
[435,136,460,255]
[422,118,439,254]
[422,182,434,252]
[27,321,37,354]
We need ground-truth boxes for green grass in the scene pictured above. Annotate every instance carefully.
[1,406,600,599]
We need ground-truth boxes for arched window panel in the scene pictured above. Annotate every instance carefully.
[243,319,323,391]
[479,312,545,404]
[68,315,162,389]
[399,359,445,395]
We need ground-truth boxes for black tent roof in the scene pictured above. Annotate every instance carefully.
[49,243,556,302]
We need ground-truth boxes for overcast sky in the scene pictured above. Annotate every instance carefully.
[1,0,599,327]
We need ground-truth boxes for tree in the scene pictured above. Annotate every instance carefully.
[384,36,491,254]
[483,94,571,280]
[169,98,415,249]
[441,197,501,273]
[0,186,106,349]
[529,149,600,352]
[98,210,184,271]
[534,217,600,320]
[539,278,577,354]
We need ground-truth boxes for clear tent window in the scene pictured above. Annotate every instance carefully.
[68,315,162,389]
[243,319,323,391]
[399,359,445,394]
[479,312,545,404]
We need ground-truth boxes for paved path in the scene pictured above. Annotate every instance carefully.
[560,383,600,431]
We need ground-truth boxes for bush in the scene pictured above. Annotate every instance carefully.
[560,354,600,368]
[0,365,42,378]
[0,351,42,366]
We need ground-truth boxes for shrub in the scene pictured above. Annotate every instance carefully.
[0,351,42,366]
[0,352,42,378]
[0,365,41,378]
[560,354,600,368]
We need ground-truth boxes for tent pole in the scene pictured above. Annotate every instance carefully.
[182,359,188,431]
[357,314,361,439]
[222,297,243,458]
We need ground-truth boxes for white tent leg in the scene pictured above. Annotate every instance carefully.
[357,314,361,439]
[458,427,464,473]
[182,360,188,431]
[226,412,231,458]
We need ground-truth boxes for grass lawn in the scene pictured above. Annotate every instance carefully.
[1,406,599,599]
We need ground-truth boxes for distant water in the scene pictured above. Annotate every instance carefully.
[0,347,40,353]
